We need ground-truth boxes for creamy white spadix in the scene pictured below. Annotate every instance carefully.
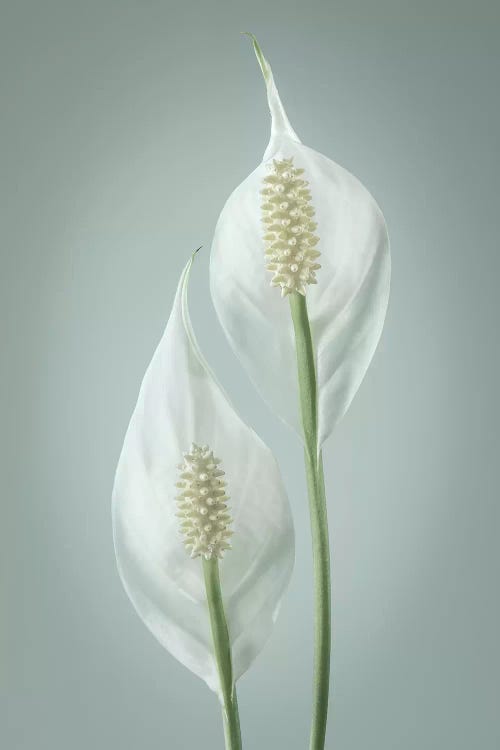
[112,257,294,695]
[210,39,390,447]
[176,442,233,560]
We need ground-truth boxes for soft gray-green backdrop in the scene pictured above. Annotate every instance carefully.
[2,1,499,748]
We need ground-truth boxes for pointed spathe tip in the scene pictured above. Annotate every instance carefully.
[241,32,270,83]
[182,246,203,290]
[188,246,202,266]
[240,31,257,45]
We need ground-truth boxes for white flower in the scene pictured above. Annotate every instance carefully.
[210,38,391,447]
[112,256,294,696]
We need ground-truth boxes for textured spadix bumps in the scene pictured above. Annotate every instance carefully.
[262,157,321,296]
[112,257,294,695]
[210,39,390,446]
[176,443,232,560]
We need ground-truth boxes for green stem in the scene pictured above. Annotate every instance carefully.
[203,557,243,750]
[289,292,331,750]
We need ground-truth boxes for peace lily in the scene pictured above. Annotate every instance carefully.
[210,36,390,749]
[112,254,294,749]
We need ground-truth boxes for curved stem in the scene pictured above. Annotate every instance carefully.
[289,292,331,750]
[203,558,243,750]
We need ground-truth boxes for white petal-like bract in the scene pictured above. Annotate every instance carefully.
[210,40,390,446]
[112,257,294,695]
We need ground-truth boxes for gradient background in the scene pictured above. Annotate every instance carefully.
[2,2,499,748]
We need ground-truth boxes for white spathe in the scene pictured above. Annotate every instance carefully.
[112,257,294,696]
[210,39,390,447]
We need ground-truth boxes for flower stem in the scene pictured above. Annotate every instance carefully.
[203,557,243,750]
[289,292,331,750]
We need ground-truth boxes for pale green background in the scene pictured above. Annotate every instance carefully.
[2,1,499,748]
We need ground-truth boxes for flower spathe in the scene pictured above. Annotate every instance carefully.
[112,256,294,696]
[210,36,391,447]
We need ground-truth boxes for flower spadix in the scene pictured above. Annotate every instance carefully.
[262,157,321,296]
[176,443,232,560]
[210,36,391,447]
[112,256,294,695]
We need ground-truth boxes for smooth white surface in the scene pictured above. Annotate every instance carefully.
[210,45,390,446]
[112,259,294,695]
